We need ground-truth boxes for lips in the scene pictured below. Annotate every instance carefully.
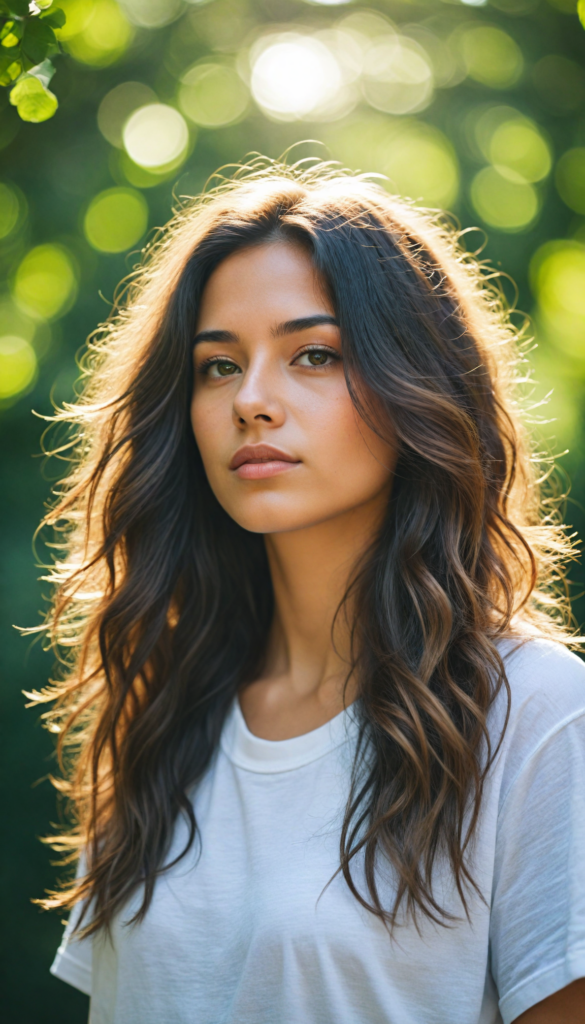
[229,444,301,480]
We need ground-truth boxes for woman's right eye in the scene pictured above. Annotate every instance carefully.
[201,359,241,378]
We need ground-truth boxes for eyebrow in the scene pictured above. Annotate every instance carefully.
[273,314,339,337]
[192,314,339,346]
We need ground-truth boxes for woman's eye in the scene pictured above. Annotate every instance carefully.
[294,349,336,368]
[202,359,241,378]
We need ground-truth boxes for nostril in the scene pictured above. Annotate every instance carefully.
[254,414,272,422]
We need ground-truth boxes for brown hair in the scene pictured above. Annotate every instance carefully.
[30,157,574,935]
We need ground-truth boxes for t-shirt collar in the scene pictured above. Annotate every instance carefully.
[221,696,360,774]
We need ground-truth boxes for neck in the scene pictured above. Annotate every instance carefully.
[262,493,386,706]
[238,491,388,739]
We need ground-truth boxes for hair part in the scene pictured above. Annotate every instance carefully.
[29,156,576,936]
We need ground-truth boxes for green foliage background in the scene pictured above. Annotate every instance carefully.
[1,0,585,1020]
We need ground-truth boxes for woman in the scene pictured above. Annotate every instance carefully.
[41,160,585,1023]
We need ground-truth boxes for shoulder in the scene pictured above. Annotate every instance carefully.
[500,635,585,722]
[490,636,585,798]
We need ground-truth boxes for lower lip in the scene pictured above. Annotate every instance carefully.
[234,460,301,480]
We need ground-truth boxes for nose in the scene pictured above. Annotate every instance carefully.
[232,356,285,429]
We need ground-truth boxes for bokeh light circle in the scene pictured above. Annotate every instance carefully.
[54,0,93,39]
[117,152,181,189]
[98,82,157,148]
[460,25,523,89]
[123,104,189,169]
[362,37,434,116]
[532,243,585,319]
[60,0,134,68]
[84,188,148,253]
[471,167,538,231]
[555,149,585,215]
[0,182,24,239]
[530,240,585,358]
[119,0,184,27]
[489,119,551,183]
[324,116,459,210]
[13,244,77,321]
[383,125,459,208]
[179,64,249,127]
[0,335,38,401]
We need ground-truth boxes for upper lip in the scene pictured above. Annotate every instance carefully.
[229,444,300,470]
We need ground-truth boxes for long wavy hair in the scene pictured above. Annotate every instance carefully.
[31,157,573,936]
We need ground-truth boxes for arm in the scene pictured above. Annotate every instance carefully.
[513,978,585,1023]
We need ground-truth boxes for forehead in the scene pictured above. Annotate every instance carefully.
[197,242,333,327]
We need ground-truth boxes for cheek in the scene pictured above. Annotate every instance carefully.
[309,387,396,494]
[190,390,225,464]
[190,395,228,503]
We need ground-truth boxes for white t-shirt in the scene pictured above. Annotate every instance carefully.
[51,638,585,1024]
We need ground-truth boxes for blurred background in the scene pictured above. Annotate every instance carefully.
[1,0,584,1019]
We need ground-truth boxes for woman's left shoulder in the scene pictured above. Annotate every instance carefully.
[491,635,585,773]
[499,635,585,712]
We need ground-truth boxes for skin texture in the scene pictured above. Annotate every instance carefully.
[191,241,395,739]
[190,241,584,1021]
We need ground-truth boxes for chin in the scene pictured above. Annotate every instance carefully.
[229,510,310,536]
[217,490,311,534]
[224,495,349,537]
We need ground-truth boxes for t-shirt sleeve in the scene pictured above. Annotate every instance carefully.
[489,710,585,1024]
[50,865,93,996]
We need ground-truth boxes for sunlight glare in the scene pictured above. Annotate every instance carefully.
[251,35,342,120]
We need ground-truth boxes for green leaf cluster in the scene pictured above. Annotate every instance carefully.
[0,0,65,121]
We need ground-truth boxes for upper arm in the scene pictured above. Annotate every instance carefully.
[512,978,585,1023]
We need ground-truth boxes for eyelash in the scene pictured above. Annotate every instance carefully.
[196,345,340,376]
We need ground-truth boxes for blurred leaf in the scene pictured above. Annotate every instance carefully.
[6,0,30,15]
[28,57,55,87]
[1,19,23,47]
[40,7,66,29]
[0,53,21,85]
[579,0,585,27]
[21,18,56,67]
[36,0,56,7]
[9,72,58,122]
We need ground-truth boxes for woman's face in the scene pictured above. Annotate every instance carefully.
[190,241,396,535]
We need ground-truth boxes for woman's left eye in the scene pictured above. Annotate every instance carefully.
[293,348,338,368]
